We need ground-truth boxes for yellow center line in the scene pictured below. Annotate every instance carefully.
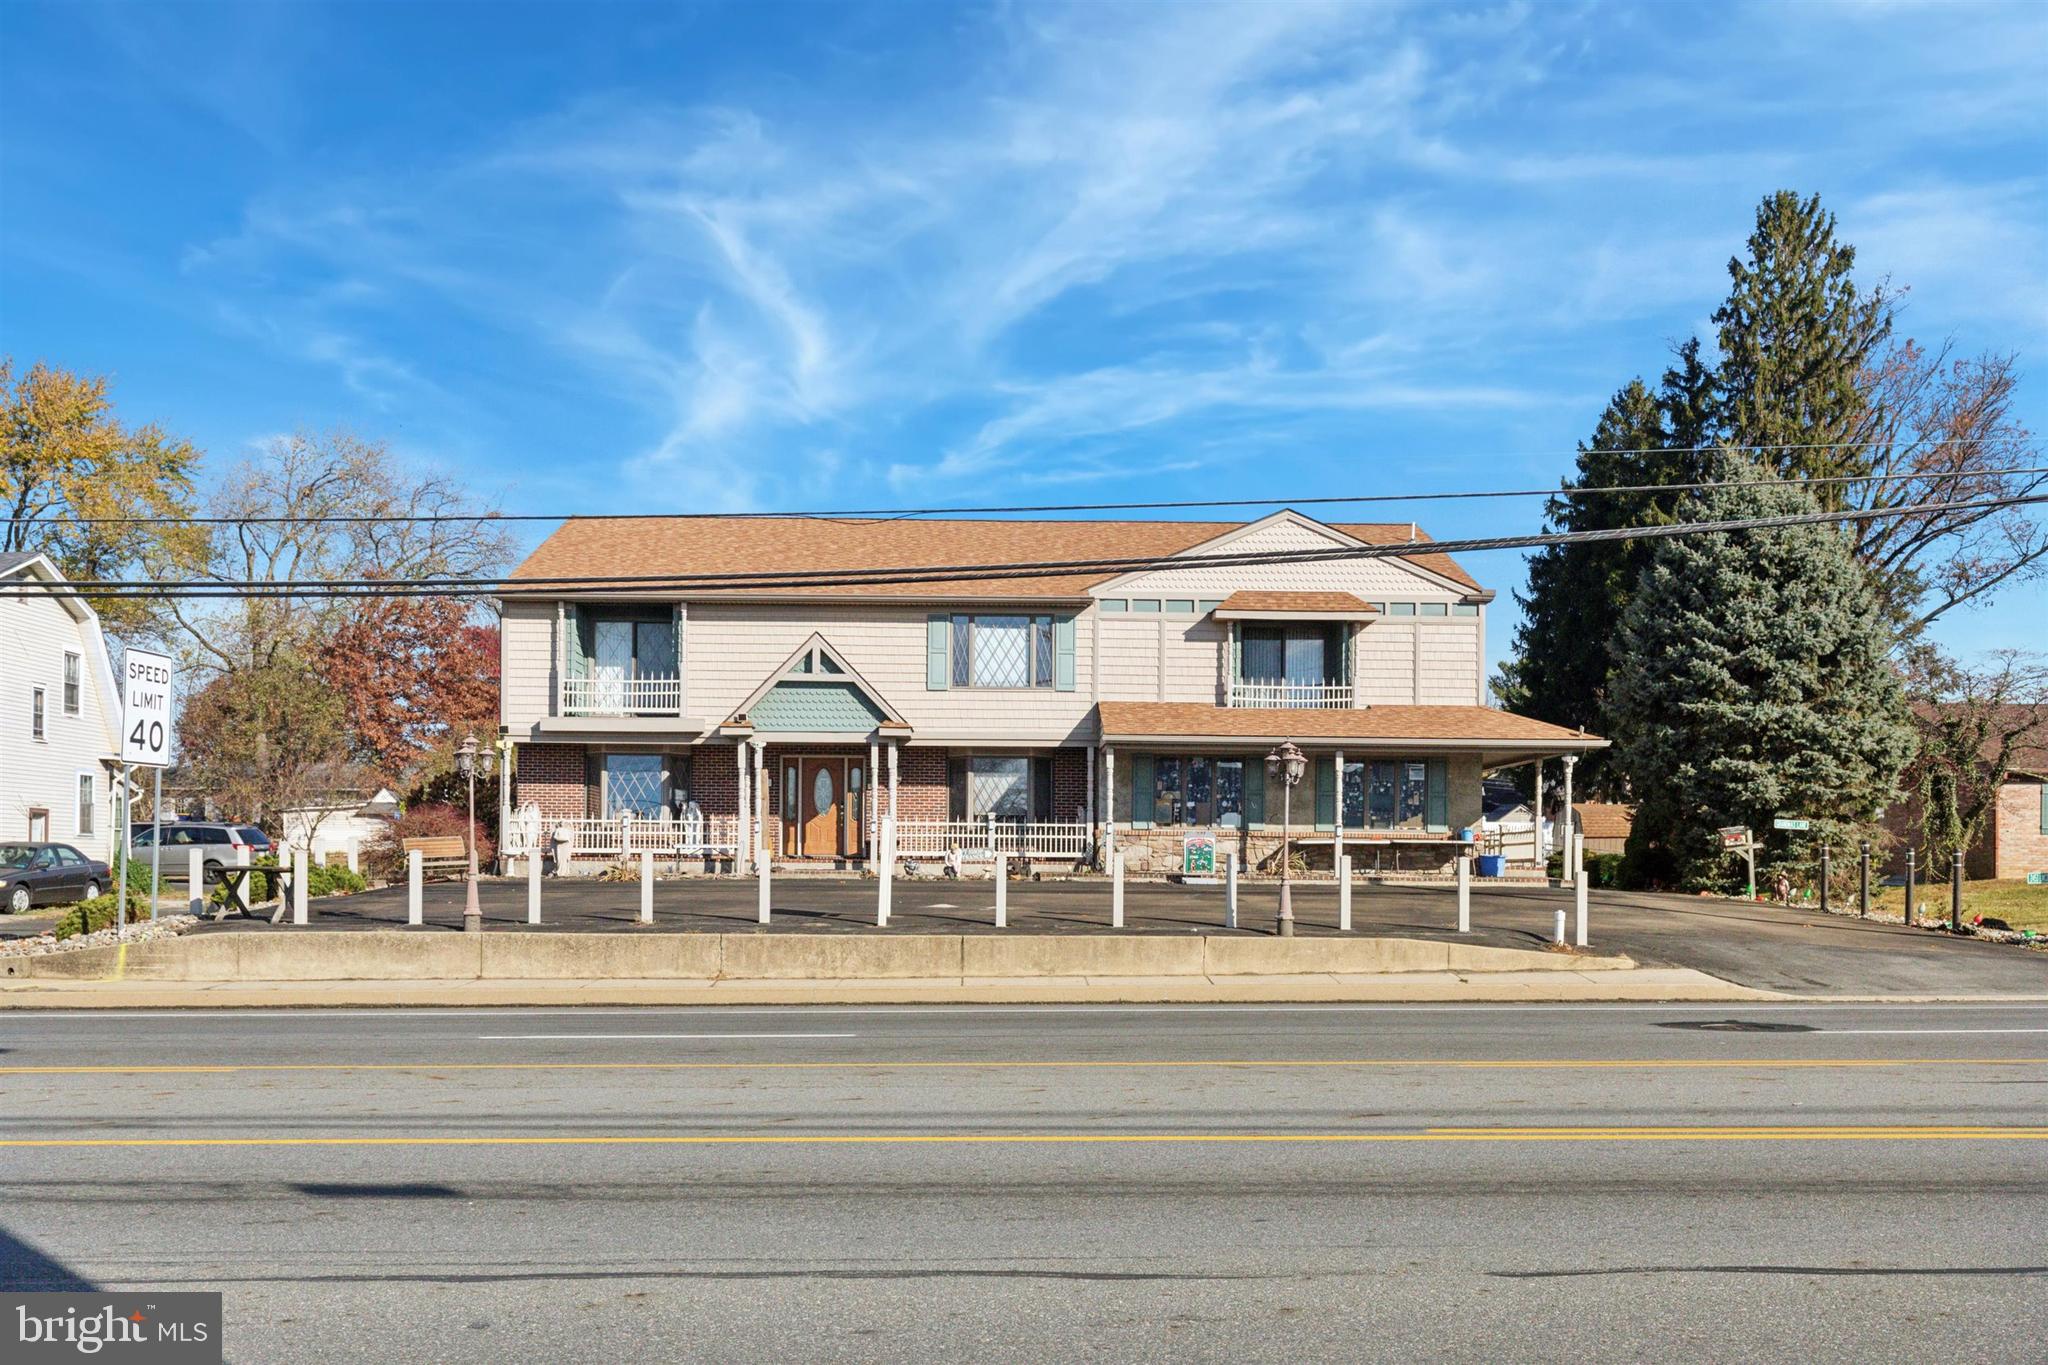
[0,1127,2044,1149]
[0,1056,2042,1077]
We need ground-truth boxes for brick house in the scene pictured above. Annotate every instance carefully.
[1884,707,2048,881]
[494,510,1605,875]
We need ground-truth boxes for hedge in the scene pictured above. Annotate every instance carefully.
[52,894,145,941]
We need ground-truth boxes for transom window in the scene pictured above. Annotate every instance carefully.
[950,615,1055,689]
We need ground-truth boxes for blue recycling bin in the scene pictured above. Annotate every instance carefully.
[1475,854,1507,879]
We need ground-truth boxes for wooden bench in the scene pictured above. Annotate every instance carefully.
[401,836,470,879]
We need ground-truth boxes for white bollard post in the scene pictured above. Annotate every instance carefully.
[877,816,894,927]
[527,848,541,925]
[1225,849,1238,930]
[1111,850,1125,929]
[640,849,654,925]
[758,848,772,925]
[1337,854,1352,932]
[234,842,252,915]
[345,838,360,876]
[187,847,205,917]
[1574,832,1589,947]
[994,852,1008,928]
[407,849,423,926]
[1553,907,1566,946]
[1456,851,1471,934]
[292,845,309,926]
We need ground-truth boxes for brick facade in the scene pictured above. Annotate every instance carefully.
[513,743,588,820]
[1991,779,2048,880]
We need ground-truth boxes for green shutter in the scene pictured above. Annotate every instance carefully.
[1128,754,1155,829]
[1314,756,1335,830]
[1246,761,1266,829]
[926,616,950,690]
[1054,616,1076,691]
[567,605,591,680]
[1426,758,1449,832]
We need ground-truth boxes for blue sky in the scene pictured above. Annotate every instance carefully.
[4,0,2044,681]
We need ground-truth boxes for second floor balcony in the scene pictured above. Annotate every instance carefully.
[1227,678,1354,709]
[562,673,683,716]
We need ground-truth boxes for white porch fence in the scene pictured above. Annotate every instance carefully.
[892,818,1093,862]
[560,675,684,716]
[1227,679,1353,709]
[503,813,741,859]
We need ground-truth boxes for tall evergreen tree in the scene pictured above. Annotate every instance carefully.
[1712,190,1893,499]
[1501,374,1707,794]
[1608,458,1914,889]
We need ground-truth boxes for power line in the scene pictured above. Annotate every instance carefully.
[11,447,2042,528]
[10,491,2043,602]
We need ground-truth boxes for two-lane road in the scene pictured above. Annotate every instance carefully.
[3,1003,2045,1360]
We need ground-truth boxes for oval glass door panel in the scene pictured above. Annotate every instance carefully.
[813,767,835,816]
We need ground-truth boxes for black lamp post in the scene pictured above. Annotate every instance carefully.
[1265,740,1306,938]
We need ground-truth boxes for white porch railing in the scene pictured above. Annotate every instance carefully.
[503,814,740,858]
[560,675,684,716]
[1227,679,1353,709]
[892,818,1093,861]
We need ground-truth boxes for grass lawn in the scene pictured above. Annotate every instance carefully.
[1866,879,2048,933]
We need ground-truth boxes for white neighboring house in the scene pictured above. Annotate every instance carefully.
[278,788,400,865]
[0,552,124,861]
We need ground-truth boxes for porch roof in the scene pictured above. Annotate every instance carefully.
[1211,591,1378,622]
[1096,701,1607,768]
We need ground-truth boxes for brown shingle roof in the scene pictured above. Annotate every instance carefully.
[1214,591,1377,615]
[1572,802,1635,840]
[506,516,1479,600]
[1097,702,1603,745]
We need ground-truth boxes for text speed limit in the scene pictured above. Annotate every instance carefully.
[121,649,176,768]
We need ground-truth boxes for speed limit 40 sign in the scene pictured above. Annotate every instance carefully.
[120,648,176,768]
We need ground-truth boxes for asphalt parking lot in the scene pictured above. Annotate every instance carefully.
[180,872,2048,996]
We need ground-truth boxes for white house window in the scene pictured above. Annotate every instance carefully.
[63,652,81,714]
[968,757,1030,820]
[950,615,1054,689]
[76,773,95,836]
[31,686,46,740]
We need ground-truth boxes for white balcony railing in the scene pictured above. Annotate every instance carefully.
[560,675,684,717]
[1227,679,1354,709]
[892,818,1093,861]
[503,814,741,858]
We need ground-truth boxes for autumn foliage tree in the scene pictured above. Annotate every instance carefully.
[318,597,501,789]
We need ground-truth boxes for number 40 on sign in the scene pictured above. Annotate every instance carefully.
[121,649,176,768]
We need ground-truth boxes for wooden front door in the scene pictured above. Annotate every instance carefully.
[780,757,866,859]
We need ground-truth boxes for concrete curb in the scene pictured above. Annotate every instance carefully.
[4,930,1636,984]
[0,966,1778,1008]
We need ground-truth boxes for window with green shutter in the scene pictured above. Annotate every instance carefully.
[926,616,950,690]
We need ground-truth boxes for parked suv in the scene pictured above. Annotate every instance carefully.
[126,823,272,884]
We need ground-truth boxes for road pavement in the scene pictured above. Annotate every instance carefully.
[163,875,2048,996]
[2,1002,2045,1360]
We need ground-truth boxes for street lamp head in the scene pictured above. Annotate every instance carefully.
[1265,740,1306,788]
[457,733,479,778]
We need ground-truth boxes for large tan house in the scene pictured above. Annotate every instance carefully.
[495,510,1604,875]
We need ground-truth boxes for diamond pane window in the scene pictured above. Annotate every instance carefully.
[1032,616,1054,687]
[968,757,1030,820]
[604,754,669,818]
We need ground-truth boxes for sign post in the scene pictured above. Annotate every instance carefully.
[1718,825,1755,900]
[120,650,176,923]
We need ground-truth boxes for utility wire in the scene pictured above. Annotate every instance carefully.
[10,491,2043,602]
[11,448,2042,528]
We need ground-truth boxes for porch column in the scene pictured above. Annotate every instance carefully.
[1560,754,1577,886]
[1102,745,1116,869]
[753,739,769,861]
[887,741,899,822]
[1532,759,1545,862]
[735,741,751,875]
[868,740,880,857]
[1333,749,1345,870]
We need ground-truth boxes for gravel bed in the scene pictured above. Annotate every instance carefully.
[0,913,200,958]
